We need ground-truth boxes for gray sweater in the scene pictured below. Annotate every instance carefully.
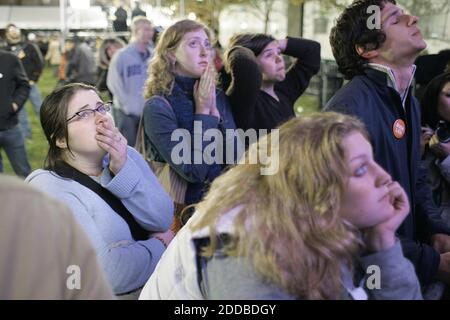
[25,147,174,294]
[107,43,152,116]
[140,206,422,300]
[204,240,423,300]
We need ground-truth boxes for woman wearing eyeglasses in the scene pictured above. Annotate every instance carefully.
[25,83,175,298]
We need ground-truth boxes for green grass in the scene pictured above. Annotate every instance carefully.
[295,94,320,115]
[2,66,56,176]
[2,67,320,176]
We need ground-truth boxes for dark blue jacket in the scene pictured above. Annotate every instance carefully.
[325,68,450,287]
[143,76,239,205]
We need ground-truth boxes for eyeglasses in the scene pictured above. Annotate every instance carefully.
[66,102,112,122]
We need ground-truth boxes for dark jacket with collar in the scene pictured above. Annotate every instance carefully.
[325,68,450,287]
[0,49,30,131]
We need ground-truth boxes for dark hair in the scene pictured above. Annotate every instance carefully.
[98,37,125,66]
[40,83,99,171]
[420,72,450,129]
[65,36,79,44]
[330,0,396,80]
[227,33,275,57]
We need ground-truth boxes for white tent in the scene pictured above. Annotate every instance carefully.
[0,5,108,30]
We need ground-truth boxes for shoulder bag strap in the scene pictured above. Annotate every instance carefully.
[52,161,148,241]
[135,95,173,160]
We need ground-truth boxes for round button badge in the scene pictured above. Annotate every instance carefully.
[393,119,406,139]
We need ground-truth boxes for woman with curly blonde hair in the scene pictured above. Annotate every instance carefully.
[140,112,422,300]
[142,19,238,207]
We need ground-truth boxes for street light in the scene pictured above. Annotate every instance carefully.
[188,12,197,20]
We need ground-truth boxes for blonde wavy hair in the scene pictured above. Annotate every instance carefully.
[144,19,212,98]
[190,112,369,299]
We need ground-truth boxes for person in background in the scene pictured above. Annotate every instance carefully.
[4,24,44,140]
[26,83,174,297]
[113,1,129,34]
[222,32,320,132]
[152,25,164,45]
[45,33,62,78]
[140,112,422,300]
[35,33,49,58]
[64,37,97,86]
[96,38,125,100]
[107,16,154,146]
[56,49,68,88]
[415,49,450,101]
[132,0,146,18]
[420,72,450,229]
[0,49,31,177]
[0,174,115,300]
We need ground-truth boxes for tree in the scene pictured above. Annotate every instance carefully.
[247,0,277,33]
[397,0,449,17]
[162,0,450,38]
[398,0,450,40]
[293,0,450,16]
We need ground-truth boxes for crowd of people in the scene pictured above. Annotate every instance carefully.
[1,0,450,300]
